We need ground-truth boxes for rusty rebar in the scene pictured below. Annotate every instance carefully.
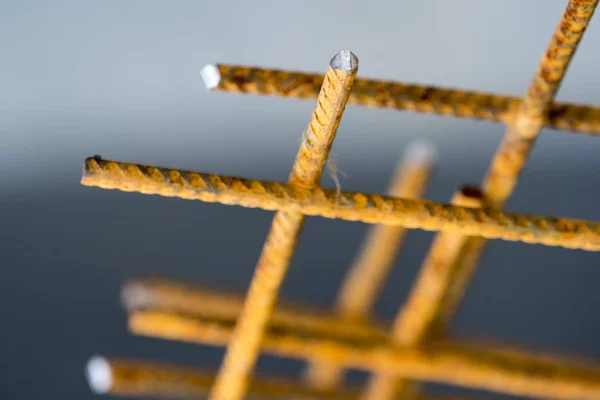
[361,186,486,400]
[121,278,388,343]
[304,140,437,390]
[84,356,360,400]
[199,66,600,136]
[483,0,599,208]
[375,4,599,399]
[394,187,487,343]
[81,157,600,251]
[128,310,600,400]
[85,356,483,400]
[208,50,358,400]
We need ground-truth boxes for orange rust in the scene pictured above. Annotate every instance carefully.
[121,278,388,343]
[87,356,361,400]
[484,0,598,209]
[128,310,600,400]
[304,143,436,390]
[208,50,358,400]
[91,356,483,400]
[204,64,600,136]
[385,4,599,400]
[362,186,487,400]
[82,157,600,251]
[384,179,477,344]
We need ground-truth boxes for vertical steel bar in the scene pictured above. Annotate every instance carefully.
[208,50,359,400]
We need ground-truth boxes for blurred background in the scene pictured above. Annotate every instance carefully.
[1,1,600,398]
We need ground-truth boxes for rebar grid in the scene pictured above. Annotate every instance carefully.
[125,310,600,400]
[116,282,600,400]
[82,1,600,399]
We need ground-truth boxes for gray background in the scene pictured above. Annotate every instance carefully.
[1,1,599,399]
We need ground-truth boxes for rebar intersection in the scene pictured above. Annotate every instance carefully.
[83,1,599,399]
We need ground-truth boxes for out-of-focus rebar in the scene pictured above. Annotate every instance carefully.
[200,66,600,136]
[85,356,484,400]
[304,140,437,390]
[128,310,600,400]
[208,50,358,400]
[121,278,388,343]
[361,186,486,400]
[84,356,360,400]
[81,157,600,251]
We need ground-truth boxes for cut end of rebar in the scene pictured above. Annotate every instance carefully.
[81,157,95,182]
[200,64,221,90]
[454,185,485,208]
[404,139,438,165]
[86,356,113,394]
[330,50,358,72]
[81,156,103,183]
[459,185,484,200]
[121,281,153,311]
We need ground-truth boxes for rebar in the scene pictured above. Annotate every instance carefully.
[85,356,481,400]
[85,356,360,400]
[304,140,437,390]
[82,157,600,251]
[208,50,358,400]
[484,0,598,209]
[128,310,600,400]
[121,278,388,343]
[199,67,600,136]
[362,186,486,400]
